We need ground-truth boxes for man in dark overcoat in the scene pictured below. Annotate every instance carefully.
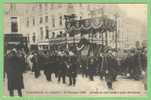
[5,49,26,96]
[88,58,96,81]
[132,50,142,80]
[57,56,67,84]
[43,55,59,81]
[104,52,117,89]
[141,48,147,90]
[31,52,41,78]
[68,56,79,86]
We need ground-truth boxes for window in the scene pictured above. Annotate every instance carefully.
[89,11,95,17]
[60,31,63,37]
[52,32,55,38]
[33,17,35,26]
[79,3,83,7]
[40,27,43,39]
[32,33,36,43]
[50,4,54,9]
[45,4,48,9]
[43,45,48,50]
[10,4,16,13]
[59,16,62,26]
[39,4,42,10]
[80,16,82,19]
[58,4,62,8]
[87,4,90,10]
[32,6,35,11]
[68,4,74,9]
[11,17,18,32]
[45,26,49,39]
[40,17,43,24]
[26,17,29,27]
[45,16,48,23]
[52,16,55,27]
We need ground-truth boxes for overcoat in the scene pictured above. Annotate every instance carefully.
[6,54,25,90]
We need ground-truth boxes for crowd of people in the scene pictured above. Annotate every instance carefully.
[4,44,147,96]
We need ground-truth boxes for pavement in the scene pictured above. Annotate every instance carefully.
[4,71,146,96]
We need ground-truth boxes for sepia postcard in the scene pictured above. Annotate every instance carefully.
[3,3,147,97]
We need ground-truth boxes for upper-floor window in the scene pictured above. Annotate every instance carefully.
[52,32,55,38]
[45,16,48,23]
[40,17,43,24]
[26,17,29,27]
[32,5,36,12]
[40,27,43,39]
[32,32,36,43]
[39,4,42,10]
[68,4,74,9]
[45,4,48,9]
[79,3,83,7]
[10,4,16,14]
[58,4,62,8]
[60,31,63,37]
[50,4,54,9]
[80,16,82,19]
[52,16,55,27]
[33,17,35,26]
[87,4,90,10]
[45,26,49,39]
[59,16,63,26]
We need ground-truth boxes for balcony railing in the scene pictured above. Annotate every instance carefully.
[47,37,104,45]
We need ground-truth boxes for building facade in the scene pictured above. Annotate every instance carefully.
[4,3,147,51]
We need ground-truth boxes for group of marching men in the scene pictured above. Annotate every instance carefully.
[4,46,147,96]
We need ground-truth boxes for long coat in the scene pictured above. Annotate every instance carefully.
[68,61,79,78]
[103,56,117,82]
[5,54,26,90]
[58,60,68,76]
[88,61,96,76]
[133,54,142,76]
[31,55,40,72]
[141,53,147,71]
